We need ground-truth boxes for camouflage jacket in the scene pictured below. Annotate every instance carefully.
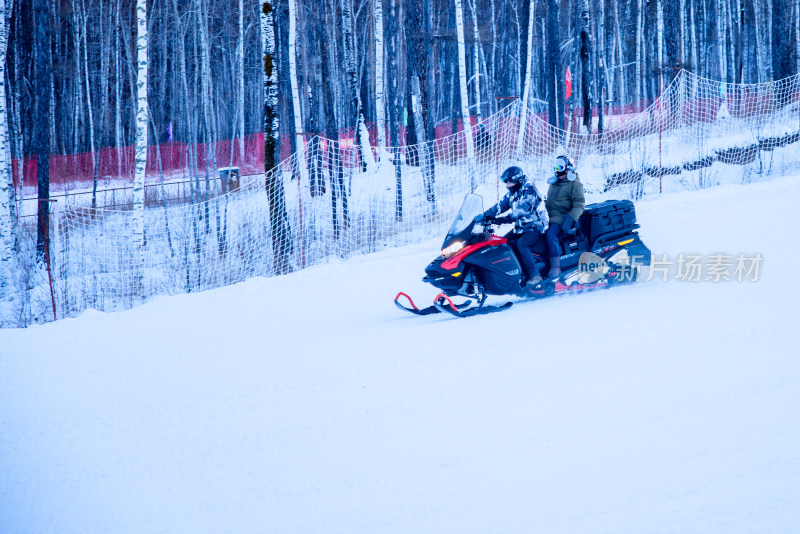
[484,181,549,234]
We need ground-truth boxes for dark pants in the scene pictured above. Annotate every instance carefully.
[506,230,546,277]
[545,222,563,258]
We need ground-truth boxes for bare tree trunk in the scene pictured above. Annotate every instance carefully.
[238,0,245,164]
[546,0,561,129]
[385,0,402,221]
[579,0,592,133]
[262,0,293,274]
[287,0,307,181]
[115,0,124,179]
[596,0,606,133]
[636,0,644,111]
[518,0,535,153]
[716,0,727,81]
[341,0,374,171]
[467,0,482,119]
[754,0,766,82]
[197,0,217,233]
[35,0,51,260]
[0,0,19,320]
[689,0,698,74]
[613,0,625,109]
[374,0,386,157]
[454,0,475,188]
[490,0,497,114]
[132,0,148,263]
[78,0,99,208]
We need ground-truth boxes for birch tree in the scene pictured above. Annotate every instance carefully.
[262,0,293,274]
[454,0,476,188]
[238,0,246,163]
[132,0,148,262]
[596,0,606,133]
[0,0,18,320]
[636,0,644,110]
[287,0,308,181]
[341,0,374,170]
[79,0,98,208]
[579,0,592,133]
[34,0,51,260]
[467,0,482,120]
[374,0,386,158]
[546,0,562,129]
[517,0,535,153]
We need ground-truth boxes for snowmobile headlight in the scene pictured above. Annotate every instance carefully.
[441,241,465,258]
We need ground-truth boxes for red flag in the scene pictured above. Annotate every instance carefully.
[565,66,572,99]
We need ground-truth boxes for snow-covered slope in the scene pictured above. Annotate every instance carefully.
[1,175,799,533]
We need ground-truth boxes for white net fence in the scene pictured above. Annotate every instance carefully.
[3,70,800,325]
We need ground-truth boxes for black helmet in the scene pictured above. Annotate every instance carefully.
[500,166,526,186]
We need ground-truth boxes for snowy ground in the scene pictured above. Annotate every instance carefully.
[1,175,799,533]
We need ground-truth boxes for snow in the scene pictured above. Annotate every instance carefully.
[2,174,800,533]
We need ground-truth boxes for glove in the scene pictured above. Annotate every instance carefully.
[475,214,495,225]
[495,216,512,225]
[562,215,577,235]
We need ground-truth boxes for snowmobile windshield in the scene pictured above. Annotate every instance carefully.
[442,194,484,248]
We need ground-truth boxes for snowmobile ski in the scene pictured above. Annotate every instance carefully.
[394,291,472,316]
[432,293,513,318]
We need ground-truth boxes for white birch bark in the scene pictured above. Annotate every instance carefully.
[340,0,374,170]
[0,0,18,314]
[765,0,773,79]
[262,2,278,147]
[132,0,148,257]
[490,0,497,112]
[454,0,475,181]
[657,0,663,78]
[288,0,308,181]
[468,0,481,119]
[753,1,765,82]
[689,0,698,78]
[115,0,124,178]
[598,0,608,130]
[636,0,643,110]
[238,0,245,163]
[197,0,217,200]
[680,0,686,66]
[517,0,535,154]
[613,1,625,109]
[717,0,727,81]
[374,0,386,157]
[80,0,98,207]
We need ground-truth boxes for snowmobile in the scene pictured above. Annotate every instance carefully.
[394,193,652,317]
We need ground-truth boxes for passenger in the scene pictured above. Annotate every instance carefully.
[544,154,586,278]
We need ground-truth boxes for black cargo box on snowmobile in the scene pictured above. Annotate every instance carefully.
[579,199,639,246]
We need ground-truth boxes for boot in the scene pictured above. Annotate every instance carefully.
[525,274,543,286]
[547,256,561,278]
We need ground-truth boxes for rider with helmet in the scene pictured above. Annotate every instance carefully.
[480,166,549,286]
[545,154,585,278]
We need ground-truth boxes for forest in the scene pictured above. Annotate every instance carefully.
[5,0,799,165]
